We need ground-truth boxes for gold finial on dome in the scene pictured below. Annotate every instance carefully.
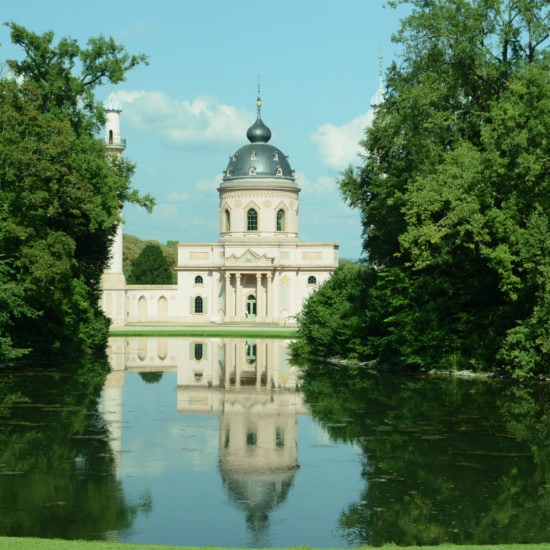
[256,75,262,114]
[247,76,271,143]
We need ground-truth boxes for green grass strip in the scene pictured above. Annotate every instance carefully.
[1,539,549,550]
[109,329,297,339]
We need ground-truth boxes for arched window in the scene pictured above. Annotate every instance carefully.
[158,296,168,319]
[108,130,113,144]
[194,296,203,313]
[276,426,285,447]
[138,295,147,318]
[308,276,317,285]
[246,431,257,446]
[138,340,147,361]
[225,209,231,231]
[246,294,257,317]
[194,275,203,284]
[158,339,167,360]
[194,343,203,360]
[247,208,258,231]
[246,341,257,364]
[276,209,285,231]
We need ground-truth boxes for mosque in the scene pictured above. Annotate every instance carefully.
[100,92,340,326]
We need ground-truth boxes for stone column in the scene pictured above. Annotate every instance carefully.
[224,272,232,321]
[235,273,242,320]
[225,339,233,386]
[267,339,274,388]
[235,339,242,387]
[267,272,273,322]
[102,370,125,476]
[256,340,265,387]
[256,273,264,321]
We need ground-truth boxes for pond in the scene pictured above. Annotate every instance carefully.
[1,336,549,547]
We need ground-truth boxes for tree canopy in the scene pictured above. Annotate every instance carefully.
[127,243,174,284]
[297,0,549,377]
[0,23,153,360]
[123,234,177,283]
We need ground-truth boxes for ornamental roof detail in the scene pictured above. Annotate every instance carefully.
[225,249,274,267]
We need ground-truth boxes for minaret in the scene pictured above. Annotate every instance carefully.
[102,337,127,476]
[100,92,127,327]
[370,55,385,109]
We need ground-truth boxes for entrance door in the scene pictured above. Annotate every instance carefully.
[246,294,257,320]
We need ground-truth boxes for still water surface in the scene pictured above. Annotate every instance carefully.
[1,336,549,547]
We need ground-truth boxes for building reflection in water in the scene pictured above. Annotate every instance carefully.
[103,336,307,545]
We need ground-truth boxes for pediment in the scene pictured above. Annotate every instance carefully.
[225,249,274,267]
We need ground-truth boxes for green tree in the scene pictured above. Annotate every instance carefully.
[292,262,372,362]
[332,0,549,376]
[123,234,148,276]
[127,243,174,284]
[139,371,164,384]
[300,364,550,546]
[0,23,153,360]
[123,234,177,283]
[0,356,147,538]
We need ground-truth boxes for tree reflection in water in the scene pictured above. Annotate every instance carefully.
[300,363,550,546]
[0,354,147,540]
[5,338,548,546]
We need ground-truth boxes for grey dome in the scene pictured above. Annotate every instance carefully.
[223,143,295,183]
[247,116,272,143]
[222,99,295,185]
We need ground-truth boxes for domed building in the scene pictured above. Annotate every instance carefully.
[101,93,339,326]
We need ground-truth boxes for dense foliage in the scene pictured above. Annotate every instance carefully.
[292,262,372,362]
[296,0,549,377]
[123,234,177,283]
[0,357,146,537]
[299,362,550,545]
[0,24,152,361]
[127,243,174,284]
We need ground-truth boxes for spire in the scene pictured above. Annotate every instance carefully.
[247,77,272,143]
[370,55,385,108]
[105,91,122,112]
[256,75,262,117]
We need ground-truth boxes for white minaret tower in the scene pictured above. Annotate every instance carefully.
[100,92,127,327]
[370,55,385,109]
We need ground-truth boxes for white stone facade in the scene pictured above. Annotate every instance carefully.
[100,95,339,326]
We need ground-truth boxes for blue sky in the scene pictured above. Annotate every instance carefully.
[1,0,409,260]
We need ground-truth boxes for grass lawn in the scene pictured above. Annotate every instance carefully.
[1,539,549,550]
[109,328,297,339]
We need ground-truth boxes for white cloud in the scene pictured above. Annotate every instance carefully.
[194,173,222,193]
[311,110,375,170]
[166,191,190,203]
[152,203,182,222]
[114,90,252,146]
[295,170,337,196]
